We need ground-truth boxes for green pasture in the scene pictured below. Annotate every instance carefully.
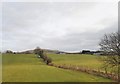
[47,54,102,69]
[47,53,118,74]
[2,54,113,82]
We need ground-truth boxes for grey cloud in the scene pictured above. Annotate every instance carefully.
[2,2,117,52]
[40,23,117,52]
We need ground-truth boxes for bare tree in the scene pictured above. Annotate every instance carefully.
[99,32,120,56]
[99,32,120,76]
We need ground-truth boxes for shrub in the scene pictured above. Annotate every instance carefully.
[34,47,52,65]
[34,47,43,55]
[43,55,48,62]
[46,57,52,65]
[5,50,13,54]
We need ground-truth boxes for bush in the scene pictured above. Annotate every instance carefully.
[34,47,43,55]
[46,57,52,65]
[38,50,44,58]
[5,50,13,54]
[43,55,48,62]
[34,47,52,65]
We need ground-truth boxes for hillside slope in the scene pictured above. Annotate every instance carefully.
[2,54,113,82]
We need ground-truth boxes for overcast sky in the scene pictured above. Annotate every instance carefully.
[2,2,118,52]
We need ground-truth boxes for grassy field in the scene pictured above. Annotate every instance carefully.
[2,54,113,82]
[47,53,118,75]
[47,53,102,69]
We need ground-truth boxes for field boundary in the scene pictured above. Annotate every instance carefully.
[48,63,118,81]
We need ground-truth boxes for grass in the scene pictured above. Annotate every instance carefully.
[2,54,113,82]
[47,53,118,74]
[47,54,102,69]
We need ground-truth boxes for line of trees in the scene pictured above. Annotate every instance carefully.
[34,47,52,65]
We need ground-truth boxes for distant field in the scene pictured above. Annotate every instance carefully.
[47,53,102,69]
[2,54,113,82]
[47,53,118,74]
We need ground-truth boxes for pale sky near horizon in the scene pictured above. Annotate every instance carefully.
[1,2,118,52]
